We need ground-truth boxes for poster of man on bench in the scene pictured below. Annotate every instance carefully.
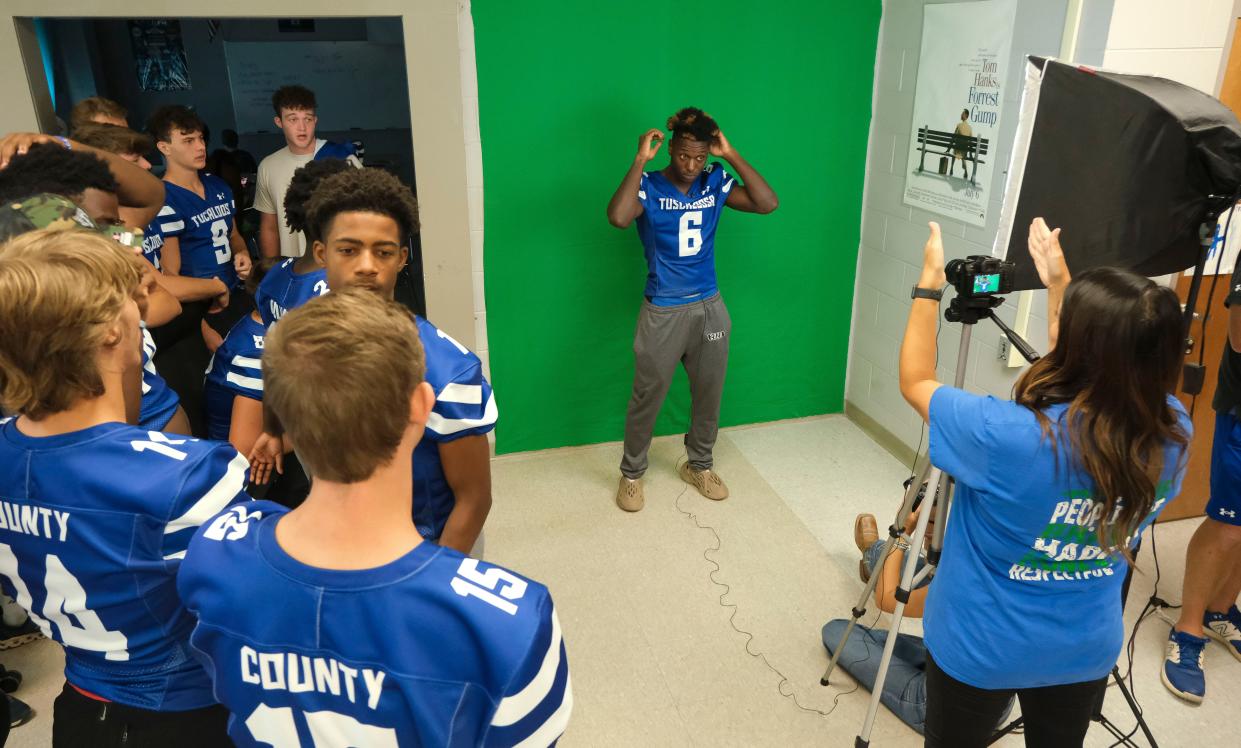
[902,0,1016,228]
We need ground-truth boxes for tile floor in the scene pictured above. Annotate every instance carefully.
[2,415,1236,746]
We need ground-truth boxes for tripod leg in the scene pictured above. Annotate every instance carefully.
[856,468,946,747]
[1107,666,1159,748]
[822,462,933,685]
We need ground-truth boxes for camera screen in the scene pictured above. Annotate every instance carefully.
[973,273,1001,294]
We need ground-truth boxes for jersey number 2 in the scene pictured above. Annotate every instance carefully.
[678,211,703,257]
[210,219,232,265]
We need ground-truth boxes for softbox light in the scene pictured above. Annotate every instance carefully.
[994,57,1241,291]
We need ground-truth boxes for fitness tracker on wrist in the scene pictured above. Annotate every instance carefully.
[911,285,944,301]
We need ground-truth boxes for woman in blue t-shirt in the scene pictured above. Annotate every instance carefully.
[900,219,1191,747]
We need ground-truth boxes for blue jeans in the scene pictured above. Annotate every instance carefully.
[822,619,928,734]
[822,541,932,732]
[865,539,930,589]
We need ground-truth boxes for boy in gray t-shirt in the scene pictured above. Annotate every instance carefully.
[255,85,359,259]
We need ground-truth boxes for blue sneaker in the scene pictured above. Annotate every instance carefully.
[1205,606,1241,662]
[1162,628,1207,703]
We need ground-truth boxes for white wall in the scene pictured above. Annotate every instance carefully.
[1102,0,1236,94]
[850,0,1239,457]
[846,0,1083,452]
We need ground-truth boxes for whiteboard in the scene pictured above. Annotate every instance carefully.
[223,41,410,134]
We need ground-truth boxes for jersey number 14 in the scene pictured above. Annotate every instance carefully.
[0,544,129,661]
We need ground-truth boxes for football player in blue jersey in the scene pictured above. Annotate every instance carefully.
[606,107,778,511]
[180,289,570,746]
[204,265,271,454]
[253,158,348,327]
[249,168,496,555]
[148,105,254,348]
[0,228,251,746]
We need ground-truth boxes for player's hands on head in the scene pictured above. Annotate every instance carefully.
[919,222,947,289]
[0,132,68,170]
[636,129,663,164]
[1027,217,1071,289]
[234,251,252,280]
[709,129,734,159]
[247,432,284,485]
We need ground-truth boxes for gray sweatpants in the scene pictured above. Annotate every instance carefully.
[621,293,731,478]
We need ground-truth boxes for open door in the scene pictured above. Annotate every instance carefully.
[1163,21,1241,522]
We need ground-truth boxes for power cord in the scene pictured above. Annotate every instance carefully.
[1105,522,1181,747]
[670,457,884,719]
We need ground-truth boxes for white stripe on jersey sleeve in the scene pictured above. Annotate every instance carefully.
[512,675,572,748]
[157,205,176,217]
[722,177,734,194]
[163,452,249,540]
[427,390,498,436]
[438,382,483,405]
[492,611,563,727]
[232,356,262,371]
[226,372,264,391]
[160,220,185,233]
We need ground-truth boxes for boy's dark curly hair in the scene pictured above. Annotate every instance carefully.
[284,159,353,242]
[305,168,420,244]
[0,143,118,204]
[667,107,719,143]
[147,105,207,143]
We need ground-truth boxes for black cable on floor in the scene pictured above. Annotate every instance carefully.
[671,457,884,720]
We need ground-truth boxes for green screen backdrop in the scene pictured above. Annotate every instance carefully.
[473,1,881,455]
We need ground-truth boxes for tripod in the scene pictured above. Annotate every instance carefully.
[820,291,1038,747]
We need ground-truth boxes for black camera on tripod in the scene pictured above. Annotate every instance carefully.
[945,255,1014,298]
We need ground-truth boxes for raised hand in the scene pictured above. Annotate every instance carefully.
[635,128,664,164]
[710,129,735,159]
[1027,217,1071,289]
[919,222,947,289]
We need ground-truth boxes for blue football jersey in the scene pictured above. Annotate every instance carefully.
[635,163,735,304]
[179,501,571,747]
[139,326,180,431]
[313,140,359,162]
[413,317,498,541]
[141,217,165,271]
[0,418,250,710]
[203,314,266,442]
[160,174,239,289]
[255,259,329,327]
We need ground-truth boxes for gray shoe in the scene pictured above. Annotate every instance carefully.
[616,476,644,512]
[679,463,729,500]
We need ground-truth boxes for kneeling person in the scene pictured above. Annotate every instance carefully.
[179,290,571,745]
